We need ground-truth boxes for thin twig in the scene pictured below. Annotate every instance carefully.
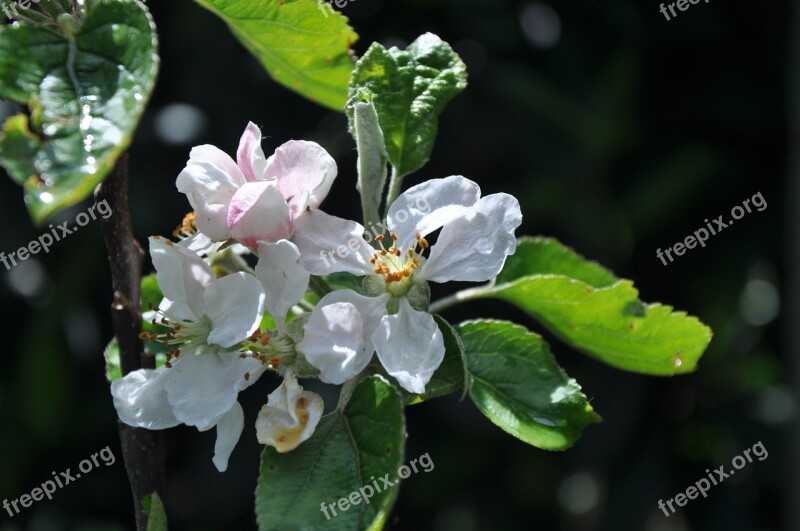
[95,154,165,531]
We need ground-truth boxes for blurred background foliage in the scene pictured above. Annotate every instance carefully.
[0,0,789,529]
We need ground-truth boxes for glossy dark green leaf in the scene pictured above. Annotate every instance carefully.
[459,319,601,450]
[0,0,158,222]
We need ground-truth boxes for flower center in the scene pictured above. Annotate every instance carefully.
[369,232,428,296]
[140,305,213,367]
[239,329,296,370]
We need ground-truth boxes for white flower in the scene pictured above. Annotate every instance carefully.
[111,236,267,471]
[147,236,265,351]
[176,122,337,248]
[255,371,324,453]
[294,176,522,393]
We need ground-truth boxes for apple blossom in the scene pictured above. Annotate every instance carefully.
[293,176,522,393]
[176,122,337,248]
[111,230,324,470]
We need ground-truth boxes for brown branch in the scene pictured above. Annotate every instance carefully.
[95,154,165,531]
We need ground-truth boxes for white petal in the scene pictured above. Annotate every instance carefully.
[165,351,266,431]
[203,272,266,348]
[212,402,244,472]
[255,240,310,333]
[111,368,180,430]
[177,232,216,254]
[420,193,522,283]
[387,176,480,249]
[149,236,213,318]
[236,122,268,182]
[256,373,324,453]
[292,210,374,276]
[227,181,292,249]
[266,140,337,218]
[297,290,389,384]
[158,297,194,322]
[176,145,245,241]
[373,299,444,394]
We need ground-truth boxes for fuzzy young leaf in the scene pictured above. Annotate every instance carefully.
[459,319,601,450]
[255,376,404,530]
[194,0,358,111]
[485,237,713,375]
[348,91,389,227]
[349,33,467,180]
[0,0,158,223]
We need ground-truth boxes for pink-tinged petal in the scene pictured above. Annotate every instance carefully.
[256,372,324,453]
[165,351,267,431]
[176,145,246,241]
[203,272,266,348]
[213,402,244,472]
[149,236,213,318]
[265,140,337,218]
[227,181,292,248]
[292,210,374,276]
[111,368,180,430]
[255,240,310,333]
[237,122,268,182]
[297,290,389,384]
[373,299,444,394]
[387,176,480,249]
[419,193,522,283]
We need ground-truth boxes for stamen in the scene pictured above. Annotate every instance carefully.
[173,211,198,239]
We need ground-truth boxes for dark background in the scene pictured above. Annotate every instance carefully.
[0,0,792,529]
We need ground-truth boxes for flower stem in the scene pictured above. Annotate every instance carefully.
[337,377,360,410]
[384,165,404,216]
[428,284,493,314]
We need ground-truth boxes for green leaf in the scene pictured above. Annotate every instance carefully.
[325,272,364,293]
[193,0,358,111]
[143,492,168,531]
[348,90,389,227]
[404,315,468,405]
[0,114,40,185]
[458,319,601,450]
[141,273,163,313]
[256,375,404,530]
[495,236,617,288]
[0,0,158,223]
[485,237,713,375]
[104,338,121,383]
[349,33,467,180]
